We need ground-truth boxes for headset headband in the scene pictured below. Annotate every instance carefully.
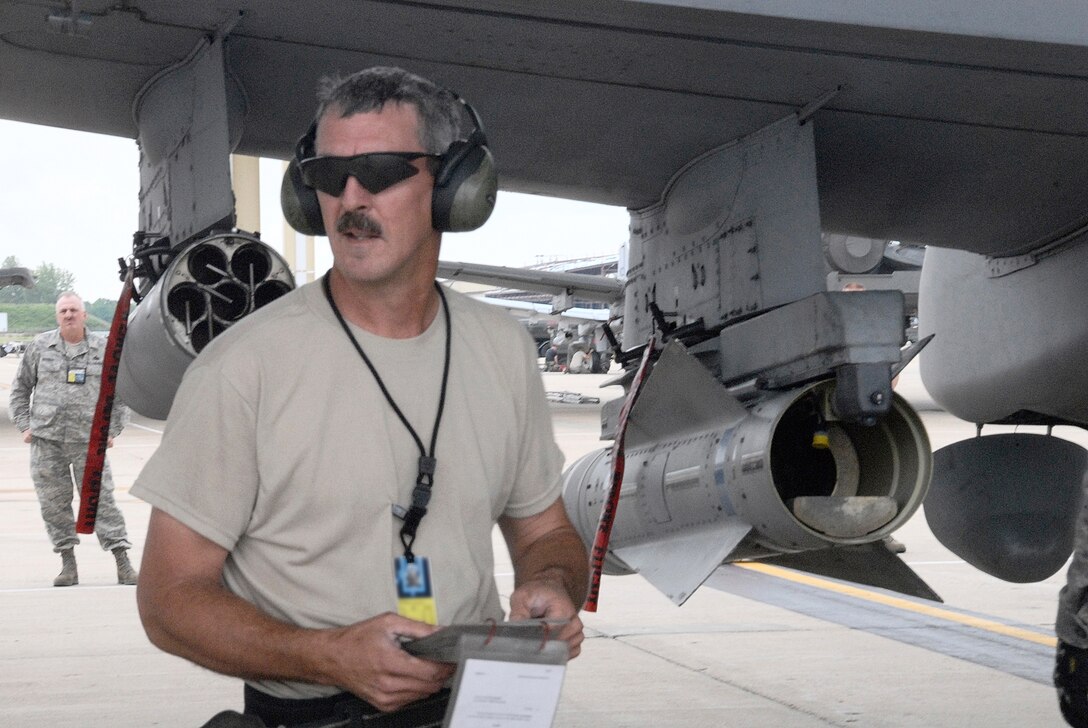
[281,93,497,235]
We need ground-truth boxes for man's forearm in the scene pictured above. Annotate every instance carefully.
[109,401,130,436]
[512,528,590,608]
[138,576,334,687]
[137,572,454,710]
[9,387,31,432]
[10,350,38,431]
[138,508,347,690]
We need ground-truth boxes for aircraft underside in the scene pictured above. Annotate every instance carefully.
[3,1,1087,606]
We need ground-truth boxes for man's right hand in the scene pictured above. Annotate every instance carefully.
[139,510,455,714]
[316,612,454,713]
[22,429,31,443]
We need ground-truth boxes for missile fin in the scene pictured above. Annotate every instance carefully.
[759,543,942,602]
[613,520,752,606]
[625,340,747,448]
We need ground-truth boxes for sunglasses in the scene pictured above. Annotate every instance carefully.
[299,152,438,196]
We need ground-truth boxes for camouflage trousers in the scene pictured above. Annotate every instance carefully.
[1058,496,1088,647]
[30,437,131,553]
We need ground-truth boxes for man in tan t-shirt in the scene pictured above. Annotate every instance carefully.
[133,67,588,728]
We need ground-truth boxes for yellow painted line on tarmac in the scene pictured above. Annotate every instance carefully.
[737,562,1057,648]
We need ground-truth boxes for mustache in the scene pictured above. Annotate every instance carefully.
[335,210,383,237]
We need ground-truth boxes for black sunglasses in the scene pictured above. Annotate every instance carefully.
[299,152,439,196]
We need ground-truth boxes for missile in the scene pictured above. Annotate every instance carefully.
[562,340,934,605]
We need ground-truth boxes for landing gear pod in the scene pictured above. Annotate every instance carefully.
[117,233,294,419]
[926,433,1087,582]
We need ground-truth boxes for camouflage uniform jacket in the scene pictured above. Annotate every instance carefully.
[9,328,129,442]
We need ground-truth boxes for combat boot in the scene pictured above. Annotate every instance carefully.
[1055,640,1088,727]
[113,548,138,585]
[54,549,78,587]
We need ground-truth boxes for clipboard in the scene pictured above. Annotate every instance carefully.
[402,620,569,728]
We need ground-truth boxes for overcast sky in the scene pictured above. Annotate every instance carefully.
[0,119,629,301]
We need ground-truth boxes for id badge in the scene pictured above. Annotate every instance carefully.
[66,367,86,384]
[395,555,438,625]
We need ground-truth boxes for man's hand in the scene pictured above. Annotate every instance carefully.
[22,429,31,443]
[508,579,585,659]
[500,499,590,660]
[316,612,455,713]
[139,510,452,714]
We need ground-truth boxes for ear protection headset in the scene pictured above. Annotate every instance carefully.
[280,96,497,236]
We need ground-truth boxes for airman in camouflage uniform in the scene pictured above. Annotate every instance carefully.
[8,292,137,586]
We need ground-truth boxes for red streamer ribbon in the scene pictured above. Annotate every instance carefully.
[76,266,135,534]
[583,338,656,612]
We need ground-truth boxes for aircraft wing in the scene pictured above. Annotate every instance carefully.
[437,259,621,304]
[0,267,34,289]
[2,1,1086,258]
[462,294,609,325]
[437,260,614,344]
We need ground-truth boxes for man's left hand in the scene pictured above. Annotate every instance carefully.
[508,579,585,659]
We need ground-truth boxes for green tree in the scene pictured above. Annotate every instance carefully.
[26,263,77,304]
[87,298,120,322]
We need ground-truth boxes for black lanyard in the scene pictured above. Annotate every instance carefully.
[322,273,452,562]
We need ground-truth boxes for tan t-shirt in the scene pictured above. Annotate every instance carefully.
[132,280,563,699]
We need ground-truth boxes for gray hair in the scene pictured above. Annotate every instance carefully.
[56,291,84,309]
[314,67,462,154]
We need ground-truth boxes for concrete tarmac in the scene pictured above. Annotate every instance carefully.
[0,353,1078,727]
